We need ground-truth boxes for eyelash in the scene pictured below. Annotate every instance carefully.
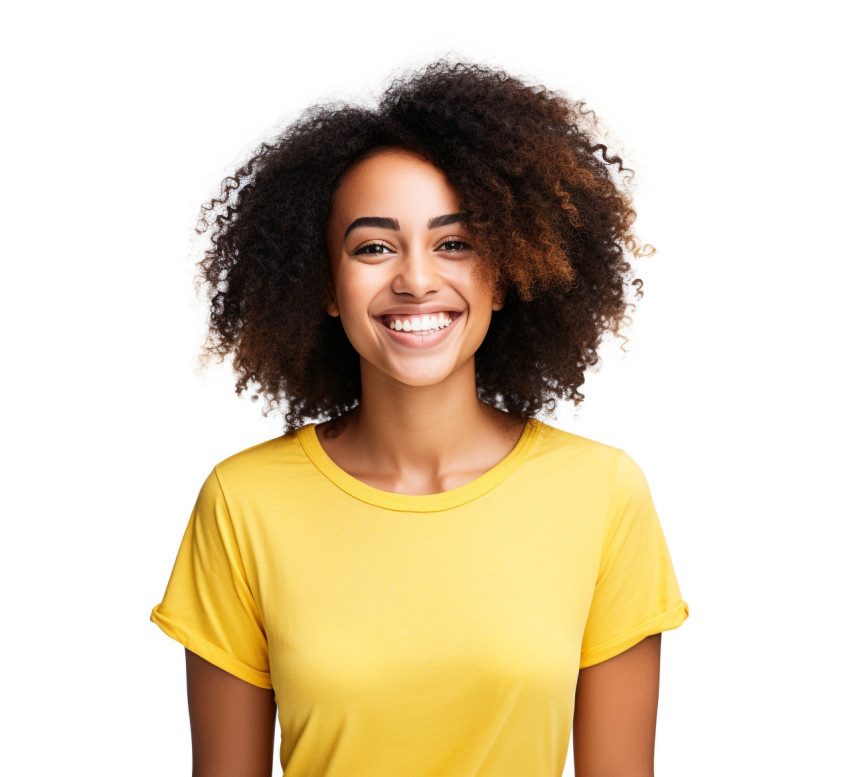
[439,238,472,252]
[353,241,393,256]
[352,237,472,256]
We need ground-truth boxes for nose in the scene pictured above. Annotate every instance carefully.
[391,246,442,298]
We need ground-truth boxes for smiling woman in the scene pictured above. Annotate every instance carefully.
[151,60,688,777]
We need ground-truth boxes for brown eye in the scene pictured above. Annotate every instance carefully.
[353,242,392,256]
[439,239,471,252]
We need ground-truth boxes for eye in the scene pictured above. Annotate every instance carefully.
[438,238,472,253]
[353,241,394,257]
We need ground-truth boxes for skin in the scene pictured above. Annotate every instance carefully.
[185,649,276,777]
[573,634,662,777]
[185,149,663,776]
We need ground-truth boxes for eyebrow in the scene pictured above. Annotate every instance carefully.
[428,213,464,229]
[343,213,464,238]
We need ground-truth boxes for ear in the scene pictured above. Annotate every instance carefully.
[324,284,340,317]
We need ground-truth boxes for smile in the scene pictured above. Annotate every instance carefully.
[378,312,458,335]
[374,311,461,347]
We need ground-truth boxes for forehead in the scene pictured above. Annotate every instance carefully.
[329,149,461,229]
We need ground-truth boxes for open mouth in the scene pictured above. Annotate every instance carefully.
[378,312,460,335]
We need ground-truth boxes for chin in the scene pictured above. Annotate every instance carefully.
[390,371,456,389]
[360,348,478,391]
[371,358,463,389]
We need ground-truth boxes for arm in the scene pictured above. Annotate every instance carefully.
[572,633,661,777]
[185,649,277,777]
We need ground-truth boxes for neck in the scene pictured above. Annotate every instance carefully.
[353,358,492,468]
[337,360,521,493]
[316,357,526,494]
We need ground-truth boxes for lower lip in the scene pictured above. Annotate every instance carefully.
[375,315,460,349]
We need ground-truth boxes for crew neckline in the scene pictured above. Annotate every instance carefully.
[297,418,542,512]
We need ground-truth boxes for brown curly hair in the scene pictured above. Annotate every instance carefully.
[197,60,649,432]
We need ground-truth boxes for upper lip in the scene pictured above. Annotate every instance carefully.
[375,306,462,316]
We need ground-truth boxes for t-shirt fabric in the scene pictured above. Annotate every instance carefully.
[151,418,688,776]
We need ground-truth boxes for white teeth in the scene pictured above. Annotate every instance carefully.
[387,314,455,333]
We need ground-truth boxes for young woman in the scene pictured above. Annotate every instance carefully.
[152,61,688,777]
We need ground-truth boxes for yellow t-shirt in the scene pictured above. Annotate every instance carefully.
[151,419,688,776]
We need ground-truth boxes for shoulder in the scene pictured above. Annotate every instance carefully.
[215,428,304,470]
[529,419,624,471]
[206,427,314,498]
[526,419,655,499]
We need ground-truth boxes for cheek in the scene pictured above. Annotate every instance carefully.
[462,277,499,317]
[332,270,381,329]
[334,277,364,315]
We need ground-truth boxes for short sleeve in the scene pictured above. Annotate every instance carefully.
[150,469,272,688]
[579,451,689,668]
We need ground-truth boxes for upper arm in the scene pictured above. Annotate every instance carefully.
[185,649,277,777]
[572,633,661,777]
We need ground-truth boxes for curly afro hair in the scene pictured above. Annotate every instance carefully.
[197,60,649,432]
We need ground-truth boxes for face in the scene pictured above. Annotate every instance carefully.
[326,148,502,390]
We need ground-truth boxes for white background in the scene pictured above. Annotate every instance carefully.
[3,1,848,774]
